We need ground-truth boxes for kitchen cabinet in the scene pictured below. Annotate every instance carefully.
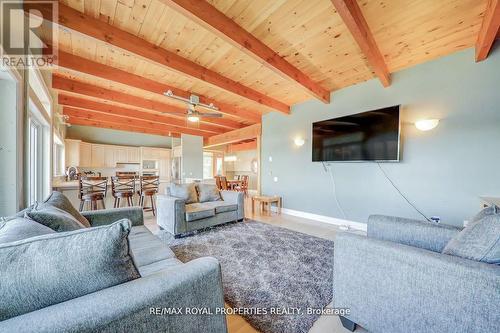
[65,139,81,167]
[114,147,128,164]
[104,146,116,167]
[79,143,92,167]
[91,145,105,167]
[127,147,140,163]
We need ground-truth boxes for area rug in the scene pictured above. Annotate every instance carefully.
[159,220,334,333]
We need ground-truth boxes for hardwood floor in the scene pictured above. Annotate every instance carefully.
[143,196,367,333]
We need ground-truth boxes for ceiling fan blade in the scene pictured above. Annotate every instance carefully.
[160,112,188,116]
[199,113,223,118]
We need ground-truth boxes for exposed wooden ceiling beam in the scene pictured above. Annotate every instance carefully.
[58,94,224,135]
[56,51,262,123]
[67,116,181,138]
[330,0,390,87]
[52,75,243,130]
[26,2,290,114]
[228,140,257,153]
[475,0,500,62]
[160,0,330,103]
[204,124,261,148]
[63,107,211,138]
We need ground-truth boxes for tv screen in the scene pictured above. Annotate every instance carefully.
[312,106,400,162]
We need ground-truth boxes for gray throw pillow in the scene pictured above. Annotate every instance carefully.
[44,191,91,227]
[169,183,198,204]
[471,204,499,223]
[442,214,500,264]
[197,184,222,202]
[26,204,86,232]
[0,217,55,244]
[0,219,140,320]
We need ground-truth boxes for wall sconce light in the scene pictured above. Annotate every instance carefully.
[294,137,305,147]
[415,119,439,131]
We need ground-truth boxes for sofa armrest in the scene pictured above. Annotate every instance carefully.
[367,214,462,252]
[156,195,186,235]
[333,232,500,333]
[220,191,244,220]
[0,257,227,333]
[82,207,144,227]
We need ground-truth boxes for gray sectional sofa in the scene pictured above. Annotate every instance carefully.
[157,183,244,237]
[0,193,227,333]
[334,213,500,333]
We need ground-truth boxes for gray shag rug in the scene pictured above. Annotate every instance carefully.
[159,220,334,333]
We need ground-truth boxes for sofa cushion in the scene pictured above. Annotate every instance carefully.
[443,214,500,264]
[128,226,176,266]
[197,184,221,203]
[471,204,499,223]
[169,183,198,204]
[0,219,140,321]
[44,191,91,227]
[0,217,55,244]
[138,258,183,276]
[202,201,238,214]
[185,203,216,222]
[26,204,86,232]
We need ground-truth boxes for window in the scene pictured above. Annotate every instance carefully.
[203,152,213,179]
[29,118,43,205]
[215,156,223,176]
[53,143,64,177]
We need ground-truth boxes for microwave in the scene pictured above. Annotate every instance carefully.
[142,160,158,170]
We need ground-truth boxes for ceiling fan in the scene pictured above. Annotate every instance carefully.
[163,90,222,122]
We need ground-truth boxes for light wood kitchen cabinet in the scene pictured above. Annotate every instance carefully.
[114,147,129,164]
[104,146,116,167]
[91,145,105,167]
[79,143,92,167]
[65,139,81,167]
[127,147,140,163]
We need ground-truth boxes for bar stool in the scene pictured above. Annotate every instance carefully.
[111,176,136,208]
[78,176,108,211]
[138,176,159,216]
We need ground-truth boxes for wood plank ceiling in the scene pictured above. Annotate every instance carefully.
[31,0,492,138]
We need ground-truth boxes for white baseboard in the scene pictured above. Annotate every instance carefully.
[271,207,367,232]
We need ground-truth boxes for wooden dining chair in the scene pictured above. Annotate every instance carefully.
[138,176,159,216]
[219,176,229,190]
[235,175,249,196]
[78,176,108,211]
[111,176,135,208]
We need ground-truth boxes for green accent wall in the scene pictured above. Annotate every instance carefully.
[262,48,500,226]
[66,125,173,148]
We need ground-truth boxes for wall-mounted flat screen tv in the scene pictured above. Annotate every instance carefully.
[312,105,400,162]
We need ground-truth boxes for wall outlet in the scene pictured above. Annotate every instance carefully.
[273,176,278,182]
[463,220,469,227]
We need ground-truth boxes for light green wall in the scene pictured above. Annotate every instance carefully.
[262,48,500,226]
[66,125,173,148]
[181,134,203,180]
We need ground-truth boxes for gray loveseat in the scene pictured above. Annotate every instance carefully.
[1,206,227,333]
[333,214,500,333]
[157,183,244,237]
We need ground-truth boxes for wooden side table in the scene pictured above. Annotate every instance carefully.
[252,196,282,216]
